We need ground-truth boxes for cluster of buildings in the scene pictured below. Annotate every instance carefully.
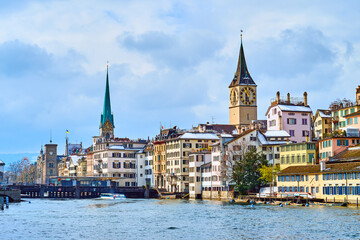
[35,38,360,203]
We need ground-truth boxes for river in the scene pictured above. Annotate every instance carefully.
[1,198,360,240]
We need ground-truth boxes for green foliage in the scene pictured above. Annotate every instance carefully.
[231,148,267,195]
[259,164,280,183]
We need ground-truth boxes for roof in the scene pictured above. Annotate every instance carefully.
[108,145,144,151]
[277,104,312,113]
[0,160,4,165]
[225,129,257,145]
[201,162,212,168]
[100,67,114,129]
[198,124,237,135]
[265,104,312,116]
[179,132,219,140]
[229,40,256,87]
[278,162,360,175]
[344,110,360,118]
[257,132,289,146]
[318,110,332,118]
[264,130,290,138]
[330,147,360,162]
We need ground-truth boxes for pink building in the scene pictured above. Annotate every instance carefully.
[266,92,312,143]
[318,137,360,161]
[344,111,360,132]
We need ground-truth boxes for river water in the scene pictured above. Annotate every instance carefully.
[1,198,360,240]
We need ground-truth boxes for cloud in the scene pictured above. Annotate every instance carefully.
[118,30,223,69]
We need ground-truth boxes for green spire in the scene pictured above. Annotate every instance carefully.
[100,66,114,128]
[229,35,256,87]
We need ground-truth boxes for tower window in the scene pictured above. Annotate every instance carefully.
[247,114,249,120]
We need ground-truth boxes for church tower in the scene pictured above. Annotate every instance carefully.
[100,65,115,140]
[229,35,257,131]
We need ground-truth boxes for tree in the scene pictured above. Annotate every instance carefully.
[8,160,22,183]
[259,164,280,184]
[231,148,267,195]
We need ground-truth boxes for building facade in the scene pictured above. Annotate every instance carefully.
[277,162,360,203]
[279,142,316,170]
[313,109,332,140]
[266,91,312,143]
[318,137,360,162]
[165,132,219,192]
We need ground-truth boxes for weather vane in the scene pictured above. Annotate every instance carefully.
[240,29,243,41]
[107,60,109,69]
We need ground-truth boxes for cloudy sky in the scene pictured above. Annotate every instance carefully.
[1,0,360,164]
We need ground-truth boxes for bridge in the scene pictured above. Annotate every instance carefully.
[9,185,159,199]
[0,188,21,202]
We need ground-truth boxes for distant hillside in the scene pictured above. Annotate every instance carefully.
[0,153,39,170]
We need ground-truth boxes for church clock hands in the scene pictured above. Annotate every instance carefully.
[240,87,256,105]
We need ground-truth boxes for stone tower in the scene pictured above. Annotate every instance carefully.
[356,85,360,105]
[42,143,57,184]
[100,65,115,140]
[229,36,257,131]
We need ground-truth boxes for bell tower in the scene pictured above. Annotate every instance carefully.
[100,64,115,140]
[229,34,257,131]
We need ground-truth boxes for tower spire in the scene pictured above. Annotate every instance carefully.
[100,63,114,129]
[229,31,256,87]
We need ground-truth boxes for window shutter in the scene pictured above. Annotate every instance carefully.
[294,119,297,124]
[337,140,340,146]
[345,140,349,146]
[287,118,289,124]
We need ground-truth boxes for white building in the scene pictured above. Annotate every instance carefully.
[144,143,154,187]
[189,151,211,199]
[135,150,146,187]
[92,137,147,187]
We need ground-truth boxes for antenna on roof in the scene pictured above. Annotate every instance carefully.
[50,129,52,143]
[211,116,215,124]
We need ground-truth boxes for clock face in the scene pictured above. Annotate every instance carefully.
[49,152,53,156]
[230,89,238,105]
[103,121,113,131]
[240,87,256,105]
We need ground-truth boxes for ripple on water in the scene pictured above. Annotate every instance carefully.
[1,199,360,240]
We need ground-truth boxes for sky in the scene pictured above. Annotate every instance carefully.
[1,0,360,165]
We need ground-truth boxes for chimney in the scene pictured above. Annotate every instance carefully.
[287,93,290,103]
[320,161,326,171]
[356,86,360,105]
[276,91,280,103]
[303,92,308,106]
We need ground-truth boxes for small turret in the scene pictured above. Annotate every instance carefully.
[304,92,308,106]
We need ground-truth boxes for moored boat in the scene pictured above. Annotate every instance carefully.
[100,193,126,200]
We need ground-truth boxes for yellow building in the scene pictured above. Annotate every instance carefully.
[277,161,360,204]
[153,140,167,189]
[279,142,316,170]
[165,132,219,192]
[313,109,332,140]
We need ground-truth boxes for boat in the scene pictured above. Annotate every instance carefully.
[100,193,126,200]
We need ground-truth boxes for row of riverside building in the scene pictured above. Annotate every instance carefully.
[36,38,360,203]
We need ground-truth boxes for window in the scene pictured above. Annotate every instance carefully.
[289,130,295,136]
[302,130,309,137]
[269,120,276,127]
[287,118,297,125]
[302,119,308,125]
[301,113,308,116]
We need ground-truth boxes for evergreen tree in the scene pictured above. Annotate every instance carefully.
[231,148,267,195]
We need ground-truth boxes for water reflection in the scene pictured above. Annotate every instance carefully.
[1,198,360,240]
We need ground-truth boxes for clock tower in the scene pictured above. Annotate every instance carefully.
[229,36,257,131]
[100,65,115,140]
